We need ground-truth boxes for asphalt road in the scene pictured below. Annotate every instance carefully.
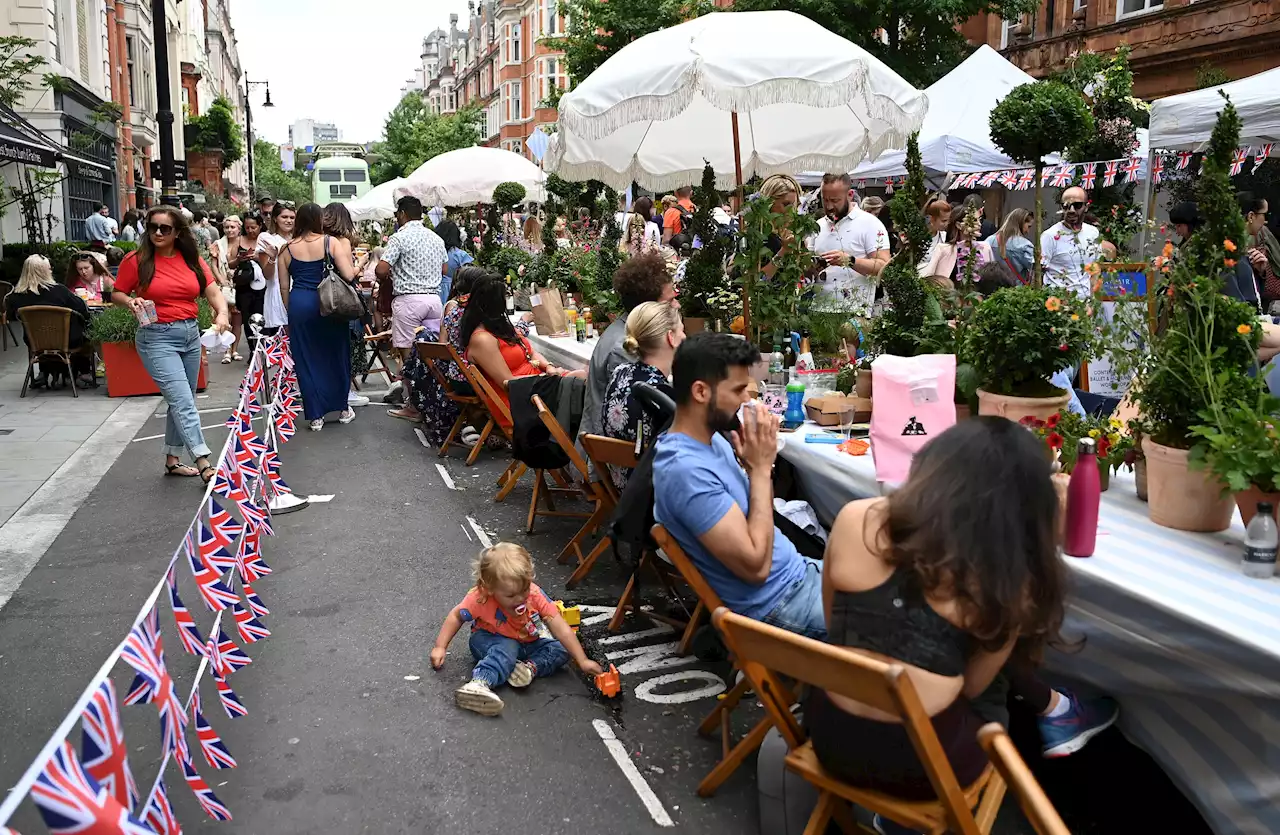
[0,361,1211,835]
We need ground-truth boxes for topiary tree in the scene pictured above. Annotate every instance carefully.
[492,182,526,214]
[595,185,623,300]
[680,162,731,319]
[989,81,1094,284]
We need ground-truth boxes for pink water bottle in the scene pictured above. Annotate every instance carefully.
[1064,438,1101,557]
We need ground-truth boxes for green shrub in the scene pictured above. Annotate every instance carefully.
[963,285,1092,397]
[485,246,533,284]
[492,182,527,213]
[89,296,214,343]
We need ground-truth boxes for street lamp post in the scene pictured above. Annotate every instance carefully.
[243,74,273,200]
[150,0,179,206]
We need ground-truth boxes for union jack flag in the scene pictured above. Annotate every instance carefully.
[225,407,249,431]
[31,742,155,835]
[1122,156,1142,183]
[166,569,207,658]
[80,680,138,811]
[214,627,252,674]
[197,523,237,573]
[274,409,297,443]
[1152,155,1165,185]
[1052,165,1075,187]
[243,581,270,619]
[231,437,261,482]
[191,704,237,770]
[1079,163,1097,190]
[207,499,244,551]
[1230,146,1248,175]
[234,526,271,583]
[120,608,188,761]
[1040,167,1054,187]
[1176,150,1193,170]
[239,494,274,539]
[179,751,232,821]
[948,173,968,189]
[1015,169,1034,190]
[214,675,247,719]
[1102,160,1119,187]
[997,170,1018,189]
[212,461,249,505]
[978,171,999,187]
[143,779,181,835]
[232,600,271,644]
[240,427,268,461]
[1253,143,1273,174]
[185,527,238,612]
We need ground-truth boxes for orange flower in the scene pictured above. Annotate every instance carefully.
[1225,258,1237,267]
[1166,286,1175,297]
[1224,239,1237,252]
[1238,323,1253,335]
[1045,296,1062,312]
[1071,313,1080,321]
[1162,241,1174,258]
[1084,262,1102,276]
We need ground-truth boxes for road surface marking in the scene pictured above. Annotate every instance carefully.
[305,495,334,503]
[634,671,727,705]
[414,428,430,449]
[466,516,492,548]
[597,625,674,645]
[435,464,457,490]
[591,719,674,827]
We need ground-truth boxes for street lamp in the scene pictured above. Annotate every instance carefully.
[151,0,179,205]
[244,74,273,201]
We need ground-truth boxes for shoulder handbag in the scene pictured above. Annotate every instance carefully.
[317,235,364,320]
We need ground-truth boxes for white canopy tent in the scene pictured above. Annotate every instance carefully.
[394,146,546,206]
[1149,66,1280,150]
[345,177,407,222]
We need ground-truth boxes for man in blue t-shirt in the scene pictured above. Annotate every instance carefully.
[653,332,825,639]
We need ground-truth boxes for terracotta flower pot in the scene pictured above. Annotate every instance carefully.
[1134,457,1148,502]
[101,341,208,398]
[1234,486,1280,527]
[1142,438,1233,532]
[855,368,873,399]
[976,388,1071,424]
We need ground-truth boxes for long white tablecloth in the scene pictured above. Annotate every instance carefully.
[525,326,596,372]
[780,424,1280,835]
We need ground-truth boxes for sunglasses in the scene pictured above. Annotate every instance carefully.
[276,200,296,209]
[1063,201,1088,211]
[147,222,175,236]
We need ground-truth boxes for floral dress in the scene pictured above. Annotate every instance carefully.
[601,360,672,492]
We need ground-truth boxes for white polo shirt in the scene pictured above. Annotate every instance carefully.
[1040,222,1101,296]
[809,208,889,310]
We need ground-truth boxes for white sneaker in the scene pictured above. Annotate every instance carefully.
[507,660,535,688]
[338,407,356,424]
[455,679,504,715]
[309,418,324,432]
[347,392,371,407]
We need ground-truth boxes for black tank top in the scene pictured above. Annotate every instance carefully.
[829,567,970,677]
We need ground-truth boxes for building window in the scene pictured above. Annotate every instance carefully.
[541,0,560,35]
[512,80,523,121]
[486,101,500,138]
[539,58,566,104]
[76,0,90,79]
[1117,0,1161,17]
[512,22,522,63]
[126,36,137,108]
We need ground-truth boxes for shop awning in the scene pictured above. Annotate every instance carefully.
[0,117,60,169]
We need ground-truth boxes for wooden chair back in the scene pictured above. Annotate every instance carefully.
[711,606,988,835]
[977,724,1069,835]
[18,306,72,353]
[581,434,639,503]
[461,358,513,428]
[532,394,592,484]
[416,341,479,403]
[650,525,728,616]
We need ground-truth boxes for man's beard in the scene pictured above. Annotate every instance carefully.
[707,390,741,434]
[826,200,850,222]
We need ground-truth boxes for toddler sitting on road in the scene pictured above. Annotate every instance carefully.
[431,542,603,715]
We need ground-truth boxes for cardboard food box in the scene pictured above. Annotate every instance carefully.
[804,393,864,425]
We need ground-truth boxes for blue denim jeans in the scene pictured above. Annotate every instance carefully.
[134,319,211,460]
[468,629,569,688]
[762,557,827,640]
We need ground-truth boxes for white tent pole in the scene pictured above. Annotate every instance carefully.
[1135,148,1156,258]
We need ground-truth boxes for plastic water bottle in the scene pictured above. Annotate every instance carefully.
[1243,502,1278,579]
[769,344,784,385]
[1063,438,1101,558]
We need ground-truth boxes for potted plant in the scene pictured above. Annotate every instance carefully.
[89,300,212,397]
[1022,412,1134,491]
[1131,97,1259,532]
[963,285,1091,423]
[1190,392,1280,527]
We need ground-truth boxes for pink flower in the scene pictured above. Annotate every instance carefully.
[1059,344,1069,352]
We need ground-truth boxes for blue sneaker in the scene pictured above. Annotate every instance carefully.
[872,814,922,835]
[1038,690,1119,758]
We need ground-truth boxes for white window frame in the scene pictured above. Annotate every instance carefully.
[541,0,560,35]
[511,21,522,63]
[1116,0,1161,19]
[1074,0,1087,10]
[512,79,523,121]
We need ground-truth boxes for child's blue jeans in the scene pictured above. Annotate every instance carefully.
[469,629,569,688]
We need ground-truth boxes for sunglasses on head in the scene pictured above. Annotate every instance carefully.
[1064,201,1087,211]
[277,200,295,209]
[147,222,175,236]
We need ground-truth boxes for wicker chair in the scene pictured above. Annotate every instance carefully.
[17,305,78,398]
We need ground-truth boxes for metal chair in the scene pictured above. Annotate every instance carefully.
[17,306,78,398]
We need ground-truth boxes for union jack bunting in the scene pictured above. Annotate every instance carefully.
[214,675,247,718]
[31,742,155,835]
[143,779,181,835]
[1253,143,1273,174]
[1015,169,1035,190]
[80,680,139,811]
[951,173,971,189]
[1229,146,1248,176]
[185,527,238,612]
[1152,155,1165,185]
[1176,150,1194,170]
[274,411,296,443]
[120,608,188,760]
[205,633,228,680]
[214,627,253,674]
[198,523,237,573]
[224,406,248,431]
[979,171,999,187]
[1102,160,1119,187]
[179,752,232,821]
[1039,167,1054,187]
[235,526,271,583]
[192,704,237,770]
[1122,156,1142,183]
[239,493,275,539]
[243,581,270,619]
[231,437,261,483]
[166,569,207,658]
[240,427,268,461]
[1052,165,1075,187]
[232,600,271,644]
[207,499,244,551]
[998,170,1018,189]
[212,461,249,505]
[1080,163,1097,190]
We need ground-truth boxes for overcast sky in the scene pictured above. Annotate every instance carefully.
[230,0,473,145]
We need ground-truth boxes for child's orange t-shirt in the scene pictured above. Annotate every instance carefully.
[458,582,559,643]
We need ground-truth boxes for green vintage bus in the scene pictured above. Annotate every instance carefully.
[311,144,370,205]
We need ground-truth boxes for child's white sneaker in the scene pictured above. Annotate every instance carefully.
[455,679,504,715]
[507,660,535,688]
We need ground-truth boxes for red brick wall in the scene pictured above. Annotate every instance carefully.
[187,150,224,194]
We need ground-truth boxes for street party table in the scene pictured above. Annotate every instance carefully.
[524,324,597,372]
[780,424,1280,835]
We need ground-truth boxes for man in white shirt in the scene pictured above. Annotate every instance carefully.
[1040,186,1102,296]
[808,173,890,311]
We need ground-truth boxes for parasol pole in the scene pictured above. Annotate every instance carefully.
[732,111,751,338]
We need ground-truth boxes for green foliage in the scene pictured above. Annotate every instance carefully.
[835,363,856,394]
[114,241,138,254]
[1190,394,1280,493]
[529,244,598,296]
[90,298,214,344]
[251,139,311,205]
[185,96,244,168]
[493,182,527,213]
[368,95,483,185]
[1023,412,1133,472]
[681,163,731,318]
[551,0,715,85]
[963,286,1092,397]
[596,187,623,293]
[732,193,818,344]
[480,204,500,259]
[486,246,534,284]
[1194,64,1232,91]
[0,36,48,108]
[0,241,83,284]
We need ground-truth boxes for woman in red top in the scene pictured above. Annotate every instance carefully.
[113,206,230,481]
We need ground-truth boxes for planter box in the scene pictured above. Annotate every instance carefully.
[101,340,208,397]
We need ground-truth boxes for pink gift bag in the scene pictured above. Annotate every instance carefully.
[871,354,957,485]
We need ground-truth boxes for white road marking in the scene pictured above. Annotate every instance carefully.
[305,495,334,503]
[466,516,492,548]
[435,463,457,490]
[604,641,698,676]
[577,604,617,628]
[591,719,674,827]
[597,625,674,645]
[414,428,431,449]
[634,671,727,705]
[133,414,265,442]
[152,405,242,419]
[460,523,473,543]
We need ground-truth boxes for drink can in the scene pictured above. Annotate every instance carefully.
[133,299,158,326]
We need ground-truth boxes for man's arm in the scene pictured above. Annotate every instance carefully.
[375,235,398,280]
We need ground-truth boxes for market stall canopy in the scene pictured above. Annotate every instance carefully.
[394,147,546,207]
[545,10,928,192]
[1149,66,1280,150]
[346,176,407,222]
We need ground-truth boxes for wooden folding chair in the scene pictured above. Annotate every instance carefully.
[977,724,1069,835]
[17,306,78,398]
[362,325,396,387]
[521,393,595,536]
[712,607,1007,835]
[416,341,492,463]
[649,525,773,798]
[459,360,526,495]
[571,434,635,589]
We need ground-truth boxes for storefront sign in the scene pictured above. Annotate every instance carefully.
[67,159,110,183]
[150,159,189,181]
[0,136,57,168]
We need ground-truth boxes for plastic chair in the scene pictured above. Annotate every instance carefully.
[977,724,1070,835]
[17,305,78,398]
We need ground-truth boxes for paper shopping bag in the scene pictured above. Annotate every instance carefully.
[531,285,569,336]
[870,354,956,485]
